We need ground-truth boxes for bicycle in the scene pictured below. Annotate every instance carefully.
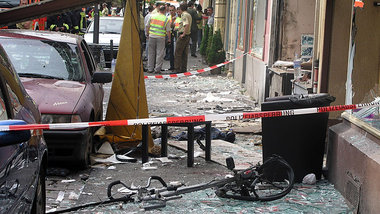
[107,155,295,211]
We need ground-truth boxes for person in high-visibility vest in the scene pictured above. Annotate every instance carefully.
[174,15,182,34]
[174,3,192,73]
[146,6,171,74]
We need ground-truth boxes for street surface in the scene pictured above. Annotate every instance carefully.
[45,52,352,213]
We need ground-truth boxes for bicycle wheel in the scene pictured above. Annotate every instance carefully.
[216,155,294,202]
[251,155,294,201]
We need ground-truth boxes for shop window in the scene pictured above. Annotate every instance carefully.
[250,0,267,59]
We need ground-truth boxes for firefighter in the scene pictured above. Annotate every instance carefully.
[70,9,87,35]
[47,13,72,32]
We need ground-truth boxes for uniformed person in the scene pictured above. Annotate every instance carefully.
[174,3,192,73]
[146,6,171,74]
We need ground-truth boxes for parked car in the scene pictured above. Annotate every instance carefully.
[84,16,123,68]
[0,44,47,213]
[0,30,112,168]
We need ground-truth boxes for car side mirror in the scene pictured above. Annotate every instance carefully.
[92,71,113,83]
[0,120,31,147]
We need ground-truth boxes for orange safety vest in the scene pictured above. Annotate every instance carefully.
[149,13,169,37]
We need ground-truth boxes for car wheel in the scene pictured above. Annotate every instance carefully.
[79,127,93,169]
[31,165,46,214]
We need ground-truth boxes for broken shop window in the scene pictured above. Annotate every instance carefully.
[351,87,380,129]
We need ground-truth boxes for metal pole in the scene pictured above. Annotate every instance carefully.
[187,124,194,167]
[161,125,168,157]
[205,122,211,161]
[93,4,100,44]
[142,125,149,163]
[110,39,114,61]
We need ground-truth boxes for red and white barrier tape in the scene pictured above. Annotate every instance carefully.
[144,53,247,79]
[1,102,378,132]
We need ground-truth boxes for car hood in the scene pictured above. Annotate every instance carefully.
[84,33,121,46]
[20,78,85,114]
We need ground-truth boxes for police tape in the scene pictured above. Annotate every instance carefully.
[1,102,379,132]
[144,53,247,79]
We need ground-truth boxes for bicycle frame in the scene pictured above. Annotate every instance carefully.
[107,155,295,211]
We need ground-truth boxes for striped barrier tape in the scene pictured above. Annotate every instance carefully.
[0,101,379,132]
[144,53,248,79]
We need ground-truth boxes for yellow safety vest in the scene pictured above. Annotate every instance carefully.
[174,17,182,31]
[149,13,169,37]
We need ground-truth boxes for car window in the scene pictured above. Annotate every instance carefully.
[0,86,8,120]
[80,41,96,75]
[0,0,19,8]
[88,19,123,34]
[0,39,85,82]
[5,84,21,117]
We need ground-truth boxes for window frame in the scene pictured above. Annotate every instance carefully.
[0,76,12,120]
[80,40,96,76]
[237,0,248,51]
[249,0,268,60]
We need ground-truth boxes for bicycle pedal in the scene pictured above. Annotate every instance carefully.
[226,157,235,171]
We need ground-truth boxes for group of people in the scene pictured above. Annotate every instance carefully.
[47,3,123,34]
[143,1,214,74]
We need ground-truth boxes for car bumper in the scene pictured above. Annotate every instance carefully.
[44,129,87,163]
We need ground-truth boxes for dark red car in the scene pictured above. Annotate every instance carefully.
[0,30,112,167]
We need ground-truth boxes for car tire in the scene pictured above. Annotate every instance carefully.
[31,165,46,214]
[79,127,93,169]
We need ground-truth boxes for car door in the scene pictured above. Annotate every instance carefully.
[80,40,104,120]
[0,75,30,213]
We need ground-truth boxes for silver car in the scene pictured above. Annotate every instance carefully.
[84,16,123,68]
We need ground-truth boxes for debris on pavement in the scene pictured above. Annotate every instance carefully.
[46,58,352,213]
[303,173,317,185]
[97,141,115,155]
[92,154,136,164]
[107,166,116,170]
[141,162,158,170]
[61,179,76,183]
[155,157,173,163]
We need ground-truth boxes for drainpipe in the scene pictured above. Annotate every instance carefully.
[233,0,241,79]
[225,0,230,52]
[242,0,252,84]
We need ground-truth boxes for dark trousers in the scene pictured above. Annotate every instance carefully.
[190,29,198,55]
[169,39,174,69]
[174,34,190,73]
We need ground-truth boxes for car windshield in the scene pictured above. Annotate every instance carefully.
[87,19,123,34]
[0,39,84,82]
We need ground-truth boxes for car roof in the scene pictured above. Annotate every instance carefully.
[0,29,80,44]
[98,16,124,20]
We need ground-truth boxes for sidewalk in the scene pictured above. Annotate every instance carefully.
[143,48,208,75]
